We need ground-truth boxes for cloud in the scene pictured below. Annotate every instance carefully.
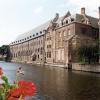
[34,6,44,14]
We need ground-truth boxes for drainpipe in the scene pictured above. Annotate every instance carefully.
[43,30,47,65]
[98,7,100,62]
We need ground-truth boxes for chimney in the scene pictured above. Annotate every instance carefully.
[81,7,85,15]
[99,7,100,19]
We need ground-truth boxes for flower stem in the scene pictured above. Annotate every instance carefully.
[18,95,23,100]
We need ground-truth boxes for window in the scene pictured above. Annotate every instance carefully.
[16,53,17,57]
[36,33,38,35]
[47,45,51,48]
[66,20,68,24]
[41,40,43,44]
[39,40,40,45]
[63,31,67,36]
[38,55,39,59]
[59,32,62,37]
[71,18,74,22]
[49,52,51,58]
[46,36,51,41]
[40,31,42,34]
[81,27,87,34]
[38,48,39,52]
[49,37,51,40]
[35,49,37,52]
[40,47,43,54]
[47,52,51,58]
[61,22,63,26]
[68,29,71,36]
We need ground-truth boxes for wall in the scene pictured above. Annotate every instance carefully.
[55,23,75,64]
[10,35,45,64]
[72,63,100,73]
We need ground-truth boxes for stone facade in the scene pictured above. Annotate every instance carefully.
[9,8,99,67]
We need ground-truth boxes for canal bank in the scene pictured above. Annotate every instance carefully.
[72,63,100,73]
[45,63,100,73]
[11,60,100,73]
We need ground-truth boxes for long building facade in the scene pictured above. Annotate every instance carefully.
[9,8,100,67]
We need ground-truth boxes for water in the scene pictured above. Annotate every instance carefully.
[0,61,100,100]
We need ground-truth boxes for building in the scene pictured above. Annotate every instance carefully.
[9,8,99,67]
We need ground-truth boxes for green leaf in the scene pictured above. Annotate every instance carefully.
[1,75,8,84]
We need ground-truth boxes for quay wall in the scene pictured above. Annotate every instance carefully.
[72,63,100,73]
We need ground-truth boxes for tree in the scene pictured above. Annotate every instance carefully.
[72,46,99,64]
[0,45,11,61]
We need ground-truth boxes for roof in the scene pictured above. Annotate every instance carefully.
[10,21,50,45]
[75,14,99,28]
[15,21,50,41]
[10,13,99,45]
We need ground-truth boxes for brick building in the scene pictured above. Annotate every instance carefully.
[9,8,99,67]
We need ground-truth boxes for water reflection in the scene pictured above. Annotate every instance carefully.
[0,61,100,100]
[39,67,68,100]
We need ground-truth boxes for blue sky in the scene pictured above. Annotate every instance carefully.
[0,0,99,46]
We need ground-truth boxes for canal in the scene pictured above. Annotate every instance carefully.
[1,61,100,100]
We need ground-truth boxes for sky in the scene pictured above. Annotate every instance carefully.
[0,0,100,46]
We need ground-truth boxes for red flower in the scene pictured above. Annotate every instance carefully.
[7,96,19,100]
[0,67,3,76]
[8,80,36,99]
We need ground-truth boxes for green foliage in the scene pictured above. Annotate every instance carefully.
[0,45,11,61]
[2,76,8,84]
[72,46,99,64]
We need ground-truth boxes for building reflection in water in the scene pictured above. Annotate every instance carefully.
[38,67,100,100]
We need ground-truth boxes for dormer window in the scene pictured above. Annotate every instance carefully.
[71,18,74,22]
[40,31,42,34]
[27,37,29,39]
[36,33,38,35]
[66,20,68,24]
[30,36,32,38]
[33,34,35,37]
[25,38,26,40]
